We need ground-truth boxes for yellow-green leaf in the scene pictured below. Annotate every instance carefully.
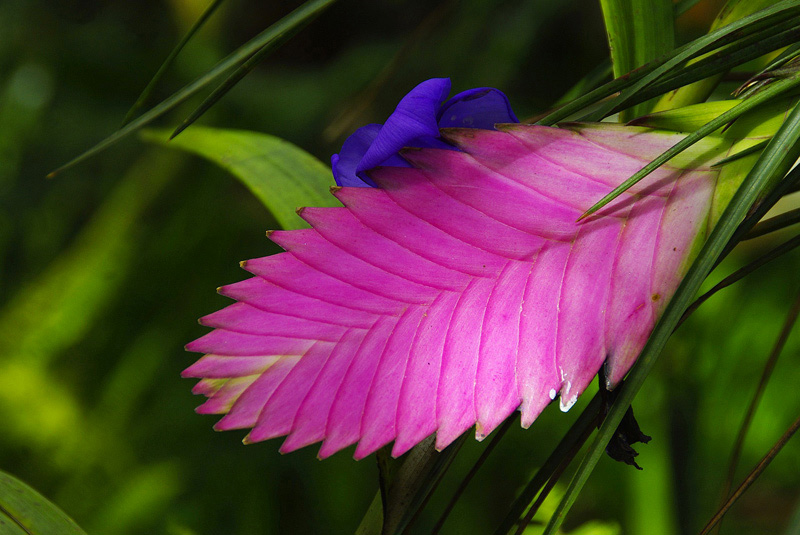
[143,126,337,229]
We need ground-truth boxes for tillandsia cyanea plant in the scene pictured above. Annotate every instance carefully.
[185,77,737,457]
[33,0,800,534]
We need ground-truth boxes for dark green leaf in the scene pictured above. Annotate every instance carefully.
[356,435,466,535]
[493,394,602,535]
[712,139,769,167]
[0,470,87,535]
[538,1,800,125]
[744,207,800,239]
[122,0,226,126]
[49,0,337,177]
[170,1,327,140]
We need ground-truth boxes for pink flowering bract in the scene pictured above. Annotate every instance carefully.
[185,122,724,459]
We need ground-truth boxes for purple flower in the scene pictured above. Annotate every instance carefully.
[331,78,519,187]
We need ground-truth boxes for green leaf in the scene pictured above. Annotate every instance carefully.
[356,435,466,535]
[122,0,226,126]
[607,21,800,116]
[170,0,327,140]
[630,100,738,131]
[580,76,800,220]
[492,395,602,535]
[599,0,674,119]
[384,436,466,535]
[543,96,800,535]
[652,0,782,112]
[0,470,87,535]
[538,1,800,126]
[49,0,337,177]
[142,126,336,230]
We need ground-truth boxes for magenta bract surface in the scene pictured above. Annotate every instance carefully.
[185,123,723,459]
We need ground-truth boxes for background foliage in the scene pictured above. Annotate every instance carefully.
[1,0,799,533]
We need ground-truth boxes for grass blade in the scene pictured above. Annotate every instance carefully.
[48,0,337,178]
[717,289,800,523]
[431,416,516,535]
[579,76,800,220]
[721,163,800,260]
[680,234,800,327]
[712,139,769,167]
[390,436,466,535]
[492,394,602,535]
[542,96,800,535]
[122,0,226,126]
[653,0,784,112]
[745,207,800,239]
[599,0,674,120]
[581,3,800,122]
[537,1,800,126]
[622,22,800,113]
[699,412,800,535]
[170,0,326,139]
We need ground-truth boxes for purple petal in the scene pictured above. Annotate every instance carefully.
[331,124,381,187]
[356,78,451,173]
[187,123,730,458]
[437,87,519,129]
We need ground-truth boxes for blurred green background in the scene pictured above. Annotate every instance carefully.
[1,0,799,533]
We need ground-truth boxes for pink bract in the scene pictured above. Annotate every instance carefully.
[185,123,724,459]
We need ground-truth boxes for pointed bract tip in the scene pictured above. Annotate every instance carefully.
[494,122,521,132]
[439,127,477,141]
[330,185,342,194]
[46,170,58,179]
[265,230,275,238]
[239,260,247,268]
[295,206,305,216]
[559,394,578,412]
[398,147,424,157]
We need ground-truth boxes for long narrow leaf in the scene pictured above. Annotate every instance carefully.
[49,0,337,177]
[493,395,602,535]
[599,0,674,119]
[0,470,87,535]
[171,2,326,139]
[719,289,800,510]
[700,412,800,535]
[583,2,800,122]
[652,0,783,112]
[122,0,226,126]
[745,207,800,239]
[623,23,800,113]
[542,97,800,535]
[580,77,800,220]
[680,234,800,327]
[538,1,800,125]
